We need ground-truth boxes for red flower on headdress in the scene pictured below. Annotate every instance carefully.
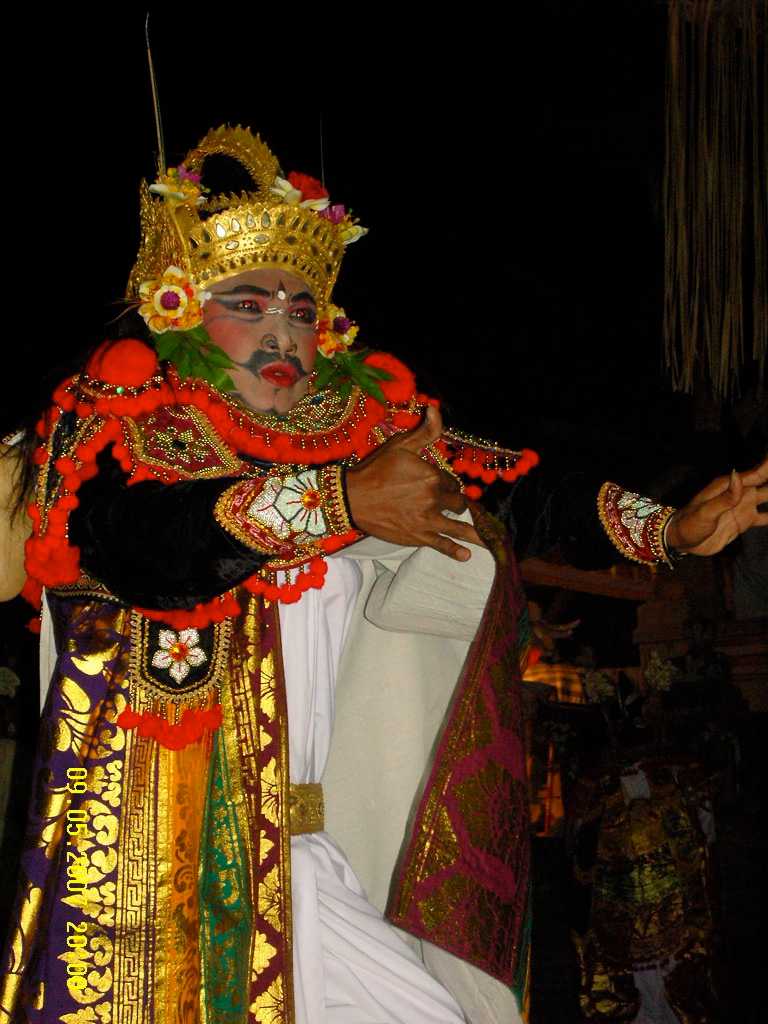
[288,172,328,201]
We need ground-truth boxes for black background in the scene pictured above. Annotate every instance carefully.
[2,5,767,1000]
[7,0,762,493]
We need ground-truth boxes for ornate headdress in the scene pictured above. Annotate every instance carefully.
[127,125,366,308]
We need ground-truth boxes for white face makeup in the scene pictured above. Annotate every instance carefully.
[202,268,318,415]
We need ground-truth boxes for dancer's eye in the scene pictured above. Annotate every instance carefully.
[290,307,316,325]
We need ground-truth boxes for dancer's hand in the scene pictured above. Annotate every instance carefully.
[666,457,768,556]
[346,406,483,561]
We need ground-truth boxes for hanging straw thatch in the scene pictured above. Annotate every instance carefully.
[663,0,766,399]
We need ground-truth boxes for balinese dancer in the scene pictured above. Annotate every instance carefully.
[1,126,766,1024]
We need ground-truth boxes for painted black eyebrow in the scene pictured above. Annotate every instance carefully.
[212,285,316,305]
[213,285,271,298]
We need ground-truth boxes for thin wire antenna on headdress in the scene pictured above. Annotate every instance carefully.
[319,114,326,189]
[145,13,166,176]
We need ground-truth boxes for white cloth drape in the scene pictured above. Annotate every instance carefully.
[324,535,524,1024]
[280,557,467,1024]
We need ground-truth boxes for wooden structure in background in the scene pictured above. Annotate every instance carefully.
[521,553,768,709]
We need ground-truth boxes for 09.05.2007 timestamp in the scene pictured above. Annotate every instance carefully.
[64,766,90,993]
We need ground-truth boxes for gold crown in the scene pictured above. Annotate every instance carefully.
[127,125,365,305]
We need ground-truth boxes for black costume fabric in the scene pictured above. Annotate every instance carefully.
[70,448,266,610]
[500,470,618,569]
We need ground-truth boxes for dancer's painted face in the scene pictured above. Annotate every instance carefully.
[203,268,318,415]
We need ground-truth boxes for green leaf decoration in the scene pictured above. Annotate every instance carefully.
[154,334,182,362]
[153,326,387,405]
[314,348,392,405]
[200,345,236,368]
[174,346,193,380]
[314,355,336,391]
[183,325,211,346]
[151,326,236,392]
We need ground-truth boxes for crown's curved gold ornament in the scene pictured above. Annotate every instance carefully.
[127,125,367,307]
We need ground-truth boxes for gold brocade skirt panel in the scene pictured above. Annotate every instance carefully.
[1,593,295,1024]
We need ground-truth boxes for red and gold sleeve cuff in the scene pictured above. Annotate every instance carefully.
[214,467,357,560]
[597,482,677,567]
[317,464,356,535]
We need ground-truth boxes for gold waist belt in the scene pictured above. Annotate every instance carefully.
[289,782,325,835]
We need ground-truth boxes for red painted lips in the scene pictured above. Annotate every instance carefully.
[260,362,299,388]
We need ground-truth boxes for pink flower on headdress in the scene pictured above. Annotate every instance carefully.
[149,166,207,205]
[176,164,202,184]
[316,304,358,358]
[318,204,347,224]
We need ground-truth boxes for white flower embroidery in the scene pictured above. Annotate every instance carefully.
[246,472,328,540]
[617,491,658,547]
[247,477,293,539]
[151,628,207,684]
[272,471,328,537]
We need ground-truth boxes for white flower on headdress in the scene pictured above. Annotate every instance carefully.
[270,175,330,211]
[270,175,303,205]
[149,166,207,206]
[151,628,207,684]
[302,196,331,211]
[340,223,368,246]
[149,182,188,201]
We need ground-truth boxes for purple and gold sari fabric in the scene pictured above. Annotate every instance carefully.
[1,593,294,1024]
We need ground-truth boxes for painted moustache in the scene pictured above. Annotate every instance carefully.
[234,350,309,389]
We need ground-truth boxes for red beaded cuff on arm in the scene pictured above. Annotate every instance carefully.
[597,482,677,567]
[214,467,357,561]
